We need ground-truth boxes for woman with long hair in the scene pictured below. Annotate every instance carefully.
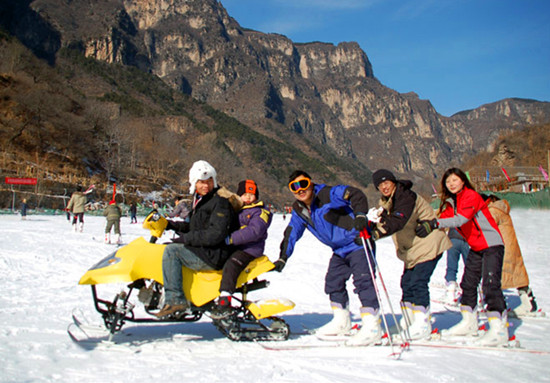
[415,168,508,346]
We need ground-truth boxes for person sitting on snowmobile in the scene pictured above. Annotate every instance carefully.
[274,170,381,346]
[211,179,272,319]
[155,160,240,318]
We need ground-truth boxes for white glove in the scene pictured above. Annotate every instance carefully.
[367,207,383,223]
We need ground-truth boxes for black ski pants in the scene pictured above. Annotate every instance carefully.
[460,245,506,313]
[220,250,256,294]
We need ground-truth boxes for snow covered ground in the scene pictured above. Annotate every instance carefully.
[1,209,549,382]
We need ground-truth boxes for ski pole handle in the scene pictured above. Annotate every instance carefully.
[360,228,371,239]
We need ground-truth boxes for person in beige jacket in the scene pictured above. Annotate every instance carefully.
[67,186,87,232]
[370,169,452,340]
[483,194,538,317]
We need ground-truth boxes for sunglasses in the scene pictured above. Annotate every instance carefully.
[288,177,311,193]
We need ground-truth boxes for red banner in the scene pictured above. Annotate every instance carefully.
[501,168,511,182]
[5,177,37,185]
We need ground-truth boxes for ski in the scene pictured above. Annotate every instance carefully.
[257,340,348,351]
[409,340,550,355]
[68,313,141,353]
[91,236,126,247]
[508,309,547,319]
[84,185,95,195]
[72,313,110,336]
[258,336,549,355]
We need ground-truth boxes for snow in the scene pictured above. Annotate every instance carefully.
[1,209,550,382]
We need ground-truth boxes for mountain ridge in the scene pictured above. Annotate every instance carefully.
[1,0,549,207]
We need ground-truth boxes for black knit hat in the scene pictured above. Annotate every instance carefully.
[237,179,259,198]
[372,169,397,189]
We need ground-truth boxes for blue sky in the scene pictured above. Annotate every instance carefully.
[220,0,550,117]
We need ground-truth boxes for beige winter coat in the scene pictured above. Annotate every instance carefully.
[377,192,452,269]
[67,192,87,214]
[487,199,530,289]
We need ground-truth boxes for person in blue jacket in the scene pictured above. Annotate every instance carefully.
[274,170,380,346]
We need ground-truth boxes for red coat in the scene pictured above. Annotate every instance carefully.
[438,187,503,252]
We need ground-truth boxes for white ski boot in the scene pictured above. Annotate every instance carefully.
[315,306,351,336]
[476,311,509,346]
[444,281,459,305]
[72,223,77,232]
[400,301,414,330]
[511,287,537,317]
[407,305,431,340]
[79,222,84,232]
[442,305,478,336]
[104,233,110,244]
[346,309,382,346]
[114,233,122,244]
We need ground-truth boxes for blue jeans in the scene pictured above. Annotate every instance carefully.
[445,237,469,283]
[162,243,214,305]
[401,253,443,307]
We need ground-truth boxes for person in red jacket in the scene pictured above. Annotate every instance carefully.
[415,168,508,346]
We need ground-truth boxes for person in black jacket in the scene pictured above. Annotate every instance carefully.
[369,169,451,340]
[156,160,238,318]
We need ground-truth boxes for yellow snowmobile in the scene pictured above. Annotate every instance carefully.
[76,213,294,342]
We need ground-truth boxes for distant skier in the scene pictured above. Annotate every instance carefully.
[103,194,123,244]
[67,186,87,232]
[168,196,190,221]
[20,198,28,220]
[274,170,380,346]
[129,202,138,224]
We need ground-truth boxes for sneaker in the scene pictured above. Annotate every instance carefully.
[155,303,188,318]
[210,295,234,319]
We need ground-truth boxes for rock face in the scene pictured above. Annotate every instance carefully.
[5,0,550,179]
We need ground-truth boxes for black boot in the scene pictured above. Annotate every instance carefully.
[210,295,233,319]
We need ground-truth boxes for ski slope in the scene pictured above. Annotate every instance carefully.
[1,209,549,382]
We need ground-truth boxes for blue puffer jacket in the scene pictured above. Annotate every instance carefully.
[281,183,369,259]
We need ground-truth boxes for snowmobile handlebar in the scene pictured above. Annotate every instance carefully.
[142,210,168,239]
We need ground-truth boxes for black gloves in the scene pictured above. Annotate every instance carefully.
[415,219,439,238]
[273,258,286,272]
[353,213,368,231]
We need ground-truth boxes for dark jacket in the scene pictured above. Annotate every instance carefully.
[230,201,272,258]
[281,184,369,259]
[103,203,122,220]
[167,187,238,269]
[374,180,451,269]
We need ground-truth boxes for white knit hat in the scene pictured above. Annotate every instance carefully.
[188,160,218,194]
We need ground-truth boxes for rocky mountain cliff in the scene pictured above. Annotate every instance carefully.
[1,0,550,202]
